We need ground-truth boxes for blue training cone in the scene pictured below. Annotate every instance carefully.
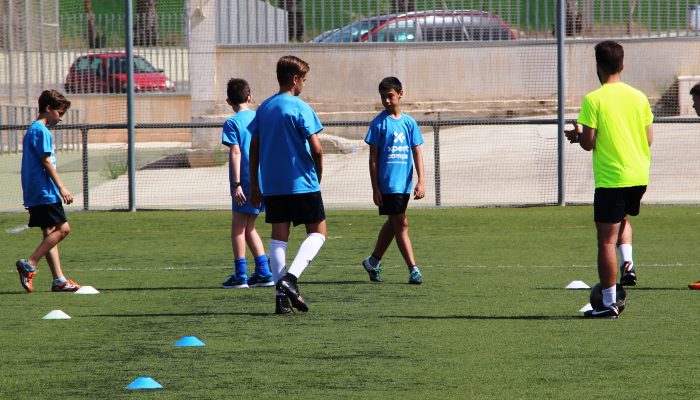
[126,376,163,390]
[174,336,206,347]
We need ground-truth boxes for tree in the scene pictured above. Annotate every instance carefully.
[135,0,158,46]
[84,0,104,48]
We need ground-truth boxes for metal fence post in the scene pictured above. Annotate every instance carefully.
[433,119,441,207]
[81,128,89,211]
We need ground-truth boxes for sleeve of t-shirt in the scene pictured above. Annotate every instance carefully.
[297,104,323,138]
[364,123,380,147]
[39,127,53,156]
[249,113,259,138]
[409,119,424,148]
[221,118,239,147]
[577,94,598,129]
[643,99,654,126]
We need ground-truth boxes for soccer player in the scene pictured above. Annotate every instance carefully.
[16,90,82,293]
[565,41,653,318]
[249,55,326,314]
[688,83,700,291]
[220,78,272,289]
[361,76,426,284]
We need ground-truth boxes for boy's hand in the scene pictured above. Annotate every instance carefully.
[59,186,73,205]
[234,186,246,206]
[249,185,263,208]
[564,122,582,143]
[373,189,383,207]
[413,182,425,200]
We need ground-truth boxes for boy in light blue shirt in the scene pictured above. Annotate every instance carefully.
[220,78,272,289]
[16,90,82,293]
[249,55,326,314]
[362,77,426,285]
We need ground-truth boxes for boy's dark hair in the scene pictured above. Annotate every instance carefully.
[227,78,250,104]
[690,83,700,97]
[378,76,402,93]
[38,90,70,113]
[594,40,624,75]
[276,55,309,86]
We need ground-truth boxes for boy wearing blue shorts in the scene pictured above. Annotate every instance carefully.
[220,78,272,289]
[361,77,426,285]
[16,89,82,293]
[249,55,326,314]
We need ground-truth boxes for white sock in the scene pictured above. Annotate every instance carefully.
[602,285,617,308]
[287,233,326,278]
[618,244,633,267]
[269,239,287,295]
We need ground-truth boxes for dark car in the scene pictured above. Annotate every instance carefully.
[312,10,515,43]
[64,52,175,93]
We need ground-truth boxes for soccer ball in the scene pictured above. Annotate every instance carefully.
[590,282,627,310]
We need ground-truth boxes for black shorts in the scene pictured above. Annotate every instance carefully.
[594,186,647,223]
[379,193,410,215]
[27,202,68,229]
[264,192,325,226]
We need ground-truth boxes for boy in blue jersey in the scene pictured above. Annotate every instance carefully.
[362,77,426,284]
[249,56,326,314]
[16,90,82,293]
[220,78,272,289]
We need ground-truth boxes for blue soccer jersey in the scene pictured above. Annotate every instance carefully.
[222,109,258,195]
[365,112,424,194]
[250,93,324,196]
[21,121,61,207]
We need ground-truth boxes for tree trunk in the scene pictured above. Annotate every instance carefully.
[135,0,158,46]
[565,0,582,36]
[84,0,104,48]
[391,0,415,13]
[280,0,304,41]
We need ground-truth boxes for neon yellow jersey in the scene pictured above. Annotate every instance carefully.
[578,82,653,188]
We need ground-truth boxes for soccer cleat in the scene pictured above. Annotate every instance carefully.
[16,259,36,293]
[51,279,81,292]
[619,262,637,286]
[362,257,382,282]
[408,269,423,285]
[275,295,293,315]
[583,304,620,319]
[689,281,700,290]
[276,273,308,312]
[222,275,249,289]
[248,273,274,287]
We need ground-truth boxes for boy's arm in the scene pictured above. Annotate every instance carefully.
[308,134,323,184]
[646,124,653,147]
[412,145,425,200]
[564,122,596,151]
[248,136,262,207]
[42,155,73,204]
[228,144,246,205]
[368,145,382,206]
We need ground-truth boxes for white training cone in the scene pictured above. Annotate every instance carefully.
[565,280,590,290]
[75,286,100,295]
[579,303,593,313]
[43,310,71,320]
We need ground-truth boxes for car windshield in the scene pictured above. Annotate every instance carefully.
[108,56,159,74]
[320,18,386,42]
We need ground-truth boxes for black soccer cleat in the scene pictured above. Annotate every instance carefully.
[583,304,620,319]
[619,262,637,287]
[276,273,309,312]
[275,295,293,315]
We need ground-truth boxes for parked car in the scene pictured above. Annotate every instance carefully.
[64,52,175,94]
[311,10,515,43]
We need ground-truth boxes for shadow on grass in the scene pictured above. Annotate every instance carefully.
[102,286,222,291]
[536,287,689,291]
[385,315,581,321]
[88,311,273,318]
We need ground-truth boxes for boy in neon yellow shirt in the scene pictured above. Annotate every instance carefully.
[565,40,653,318]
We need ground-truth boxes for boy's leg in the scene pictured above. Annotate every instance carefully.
[617,217,637,286]
[596,221,622,305]
[389,213,417,269]
[244,215,273,286]
[39,224,81,292]
[372,219,395,260]
[27,222,70,268]
[286,221,327,278]
[223,212,250,288]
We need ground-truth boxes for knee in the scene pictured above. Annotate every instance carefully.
[59,223,71,238]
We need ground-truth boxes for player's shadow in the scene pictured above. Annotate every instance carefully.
[102,286,222,291]
[385,315,581,321]
[88,311,273,318]
[537,287,688,291]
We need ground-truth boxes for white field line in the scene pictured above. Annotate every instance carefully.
[1,263,693,274]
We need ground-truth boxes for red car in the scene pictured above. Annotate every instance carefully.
[64,52,175,93]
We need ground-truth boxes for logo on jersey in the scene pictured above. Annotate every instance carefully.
[387,131,409,161]
[393,131,405,144]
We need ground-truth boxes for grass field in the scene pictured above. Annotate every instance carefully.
[0,207,698,399]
